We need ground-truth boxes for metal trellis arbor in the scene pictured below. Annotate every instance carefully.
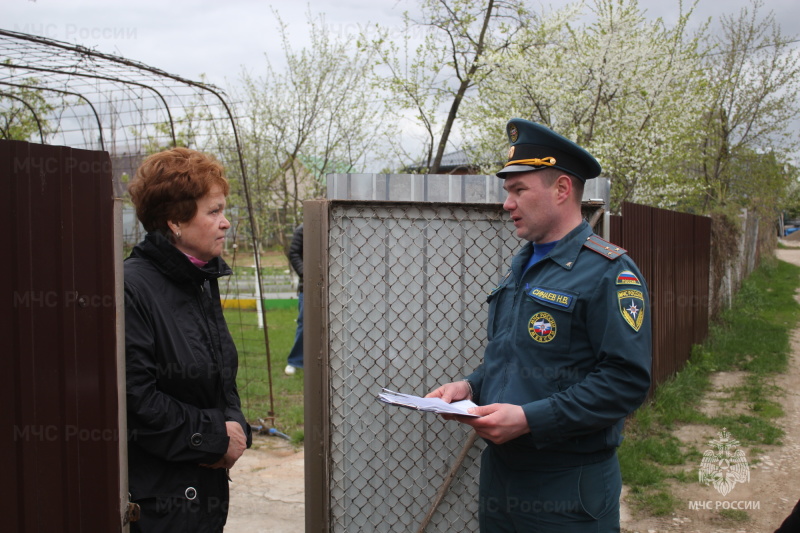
[0,27,278,425]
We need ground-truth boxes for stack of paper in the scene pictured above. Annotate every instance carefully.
[377,388,480,417]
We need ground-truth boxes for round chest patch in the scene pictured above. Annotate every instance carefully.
[529,311,557,343]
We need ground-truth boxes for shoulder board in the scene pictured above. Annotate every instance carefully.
[583,235,627,260]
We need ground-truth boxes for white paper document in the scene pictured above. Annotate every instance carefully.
[377,388,480,417]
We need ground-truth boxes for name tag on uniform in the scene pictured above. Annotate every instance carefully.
[527,287,576,310]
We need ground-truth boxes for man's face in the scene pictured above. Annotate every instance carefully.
[502,171,560,243]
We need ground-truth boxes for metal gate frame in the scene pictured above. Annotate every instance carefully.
[305,198,333,530]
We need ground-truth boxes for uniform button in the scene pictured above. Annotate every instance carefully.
[185,487,197,500]
[190,433,203,446]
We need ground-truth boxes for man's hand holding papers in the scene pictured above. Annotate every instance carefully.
[378,388,480,417]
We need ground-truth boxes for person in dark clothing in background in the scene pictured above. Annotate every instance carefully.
[125,147,251,532]
[285,223,304,375]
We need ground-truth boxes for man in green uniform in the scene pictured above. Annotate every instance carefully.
[427,119,652,532]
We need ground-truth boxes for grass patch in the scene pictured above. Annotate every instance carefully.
[225,305,305,441]
[625,487,677,516]
[620,257,800,516]
[647,354,711,428]
[706,414,784,445]
[618,442,669,487]
[718,508,750,523]
[227,264,292,277]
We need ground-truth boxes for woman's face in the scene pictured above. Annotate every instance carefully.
[171,184,230,261]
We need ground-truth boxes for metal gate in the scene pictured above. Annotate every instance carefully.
[1,140,127,532]
[304,199,526,532]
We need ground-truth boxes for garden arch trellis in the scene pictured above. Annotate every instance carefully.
[0,28,278,424]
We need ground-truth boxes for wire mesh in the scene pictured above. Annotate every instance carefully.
[0,29,235,156]
[318,200,523,532]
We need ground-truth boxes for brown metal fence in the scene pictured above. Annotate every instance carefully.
[610,201,712,391]
[1,140,127,531]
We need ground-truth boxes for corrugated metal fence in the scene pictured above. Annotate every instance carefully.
[610,201,712,391]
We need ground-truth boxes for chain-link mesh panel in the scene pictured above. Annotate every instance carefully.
[325,202,522,532]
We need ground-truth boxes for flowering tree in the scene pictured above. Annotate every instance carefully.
[696,0,800,213]
[462,0,709,211]
[233,11,387,250]
[364,0,530,173]
[0,80,55,142]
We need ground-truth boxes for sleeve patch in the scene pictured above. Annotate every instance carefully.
[616,270,641,286]
[618,289,645,332]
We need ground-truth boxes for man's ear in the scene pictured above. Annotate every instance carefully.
[555,174,572,204]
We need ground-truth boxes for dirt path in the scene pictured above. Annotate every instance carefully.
[225,436,305,532]
[621,245,800,533]
[225,246,800,532]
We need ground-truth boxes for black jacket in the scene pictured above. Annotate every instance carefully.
[289,224,303,293]
[125,232,251,532]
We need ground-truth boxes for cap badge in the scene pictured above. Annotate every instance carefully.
[507,146,515,159]
[509,124,519,143]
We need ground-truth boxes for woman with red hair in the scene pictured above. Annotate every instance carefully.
[125,147,250,532]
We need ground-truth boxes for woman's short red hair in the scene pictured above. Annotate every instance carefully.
[129,147,230,238]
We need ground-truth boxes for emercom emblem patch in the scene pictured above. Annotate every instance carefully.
[618,289,645,332]
[529,311,557,343]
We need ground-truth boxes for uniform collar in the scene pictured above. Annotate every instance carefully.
[513,220,592,276]
[547,220,593,270]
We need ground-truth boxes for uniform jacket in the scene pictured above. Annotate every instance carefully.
[125,232,252,531]
[466,221,651,467]
[288,224,303,293]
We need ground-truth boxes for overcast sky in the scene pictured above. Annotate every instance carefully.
[6,0,799,90]
[4,0,799,164]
